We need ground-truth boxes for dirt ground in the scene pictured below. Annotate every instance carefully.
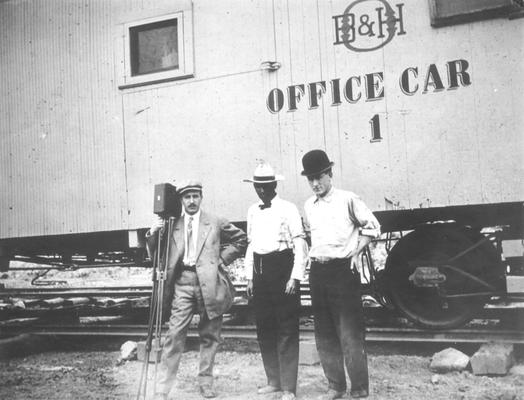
[1,262,523,399]
[0,338,523,400]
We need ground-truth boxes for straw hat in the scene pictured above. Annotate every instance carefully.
[243,161,284,183]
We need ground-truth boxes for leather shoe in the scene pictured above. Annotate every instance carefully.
[199,385,217,398]
[257,385,281,394]
[281,391,296,400]
[350,389,369,398]
[319,389,345,400]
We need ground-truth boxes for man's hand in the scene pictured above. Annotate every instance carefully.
[350,256,359,272]
[246,279,254,298]
[284,279,299,295]
[348,235,372,271]
[149,215,165,235]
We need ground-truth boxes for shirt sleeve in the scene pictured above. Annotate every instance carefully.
[290,236,308,281]
[244,242,254,280]
[348,196,381,238]
[244,207,254,280]
[302,201,312,243]
[287,204,308,281]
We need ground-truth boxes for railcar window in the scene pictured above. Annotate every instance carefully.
[428,0,523,27]
[129,19,179,76]
[118,10,194,89]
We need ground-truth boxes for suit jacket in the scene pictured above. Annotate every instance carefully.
[147,211,247,320]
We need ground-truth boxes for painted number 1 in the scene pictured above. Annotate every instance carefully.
[369,114,382,142]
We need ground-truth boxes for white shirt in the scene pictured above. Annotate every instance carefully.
[183,210,200,266]
[244,195,308,281]
[304,187,380,260]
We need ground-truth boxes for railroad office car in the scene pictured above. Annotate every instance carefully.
[0,0,523,329]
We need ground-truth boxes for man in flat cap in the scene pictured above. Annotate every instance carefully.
[243,162,308,400]
[146,180,247,399]
[300,150,380,400]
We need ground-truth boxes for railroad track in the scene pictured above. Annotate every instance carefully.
[0,286,154,298]
[1,285,523,344]
[0,321,523,344]
[2,285,523,319]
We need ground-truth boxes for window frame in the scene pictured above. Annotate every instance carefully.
[119,11,194,89]
[428,0,523,27]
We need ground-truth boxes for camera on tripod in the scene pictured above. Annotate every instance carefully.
[153,183,182,219]
[137,183,181,399]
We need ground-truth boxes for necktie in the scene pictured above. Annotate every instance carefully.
[259,202,271,210]
[187,216,195,263]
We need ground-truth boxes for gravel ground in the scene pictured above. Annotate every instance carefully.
[0,338,523,400]
[1,262,523,399]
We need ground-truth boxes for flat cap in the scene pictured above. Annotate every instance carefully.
[176,179,203,195]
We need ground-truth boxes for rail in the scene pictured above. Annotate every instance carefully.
[1,282,523,346]
[1,284,522,321]
[0,322,523,344]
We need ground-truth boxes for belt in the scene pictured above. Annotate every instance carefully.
[181,264,196,272]
[255,249,293,260]
[253,249,293,274]
[310,257,349,265]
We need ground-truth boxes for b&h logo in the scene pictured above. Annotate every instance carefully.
[333,0,406,52]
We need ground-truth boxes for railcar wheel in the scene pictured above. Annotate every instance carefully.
[385,226,503,330]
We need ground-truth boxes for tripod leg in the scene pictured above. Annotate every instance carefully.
[136,216,175,398]
[152,217,173,393]
[136,220,169,400]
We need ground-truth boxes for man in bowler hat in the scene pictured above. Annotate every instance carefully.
[243,162,308,400]
[301,150,380,399]
[146,180,246,399]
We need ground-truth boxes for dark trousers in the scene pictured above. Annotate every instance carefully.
[309,259,368,393]
[252,250,300,393]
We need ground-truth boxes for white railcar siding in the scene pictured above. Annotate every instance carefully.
[0,0,128,238]
[1,0,522,239]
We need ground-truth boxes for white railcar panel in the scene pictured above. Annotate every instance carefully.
[0,0,522,239]
[123,72,275,228]
[0,0,128,238]
[192,0,273,78]
[267,0,523,213]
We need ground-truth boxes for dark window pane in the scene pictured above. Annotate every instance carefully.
[130,18,179,76]
[429,0,521,27]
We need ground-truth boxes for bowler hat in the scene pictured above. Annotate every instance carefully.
[243,161,284,183]
[176,179,203,195]
[301,149,334,176]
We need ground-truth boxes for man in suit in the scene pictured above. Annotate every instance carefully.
[146,180,247,399]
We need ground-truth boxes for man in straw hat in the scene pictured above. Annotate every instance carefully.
[243,162,308,400]
[146,180,247,399]
[300,150,380,399]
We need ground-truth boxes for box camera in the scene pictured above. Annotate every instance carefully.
[153,183,181,218]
